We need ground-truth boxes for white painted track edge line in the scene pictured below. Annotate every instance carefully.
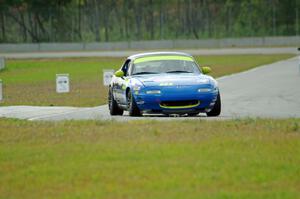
[28,106,105,121]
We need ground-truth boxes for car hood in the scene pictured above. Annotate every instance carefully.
[132,73,214,87]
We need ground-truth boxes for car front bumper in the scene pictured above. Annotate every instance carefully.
[133,87,218,114]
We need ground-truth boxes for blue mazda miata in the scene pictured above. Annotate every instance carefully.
[108,52,221,117]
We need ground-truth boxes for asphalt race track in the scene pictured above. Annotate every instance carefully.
[1,55,299,121]
[219,56,300,118]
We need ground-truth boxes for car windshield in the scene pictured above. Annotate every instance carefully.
[131,57,201,76]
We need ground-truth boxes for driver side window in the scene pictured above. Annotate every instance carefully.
[121,59,131,76]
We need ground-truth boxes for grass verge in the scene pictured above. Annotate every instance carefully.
[0,54,293,106]
[0,118,299,199]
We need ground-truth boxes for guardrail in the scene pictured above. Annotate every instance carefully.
[1,36,300,53]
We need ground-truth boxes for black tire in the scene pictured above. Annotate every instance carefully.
[127,90,142,117]
[108,88,124,116]
[206,92,221,117]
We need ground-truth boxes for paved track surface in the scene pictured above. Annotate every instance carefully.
[1,56,299,121]
[1,47,299,59]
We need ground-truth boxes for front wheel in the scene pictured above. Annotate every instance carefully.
[108,88,123,116]
[127,90,142,117]
[206,92,221,117]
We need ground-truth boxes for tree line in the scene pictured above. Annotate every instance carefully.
[0,0,299,43]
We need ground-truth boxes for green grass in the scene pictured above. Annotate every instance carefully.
[0,54,293,106]
[0,118,299,199]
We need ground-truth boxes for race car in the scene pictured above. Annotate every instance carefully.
[108,52,221,117]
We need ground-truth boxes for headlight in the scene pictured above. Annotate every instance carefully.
[146,90,161,94]
[198,87,218,93]
[198,88,212,92]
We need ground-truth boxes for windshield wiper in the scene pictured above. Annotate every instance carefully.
[132,72,158,75]
[166,70,192,73]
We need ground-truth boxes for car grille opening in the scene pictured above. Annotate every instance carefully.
[160,100,200,108]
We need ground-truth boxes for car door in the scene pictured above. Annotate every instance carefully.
[113,59,131,105]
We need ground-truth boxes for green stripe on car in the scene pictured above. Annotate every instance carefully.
[134,56,194,64]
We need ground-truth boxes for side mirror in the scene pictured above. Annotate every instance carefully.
[115,70,124,77]
[202,66,212,74]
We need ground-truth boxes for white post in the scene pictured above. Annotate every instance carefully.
[56,74,70,93]
[0,79,3,102]
[103,69,115,86]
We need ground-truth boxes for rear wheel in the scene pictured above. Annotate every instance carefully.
[206,92,221,117]
[127,90,142,117]
[108,88,123,115]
